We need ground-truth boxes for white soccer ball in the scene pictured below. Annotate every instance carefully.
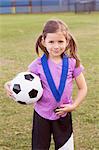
[10,72,43,105]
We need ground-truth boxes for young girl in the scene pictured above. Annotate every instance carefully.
[4,19,87,150]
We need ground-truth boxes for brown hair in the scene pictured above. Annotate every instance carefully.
[36,19,80,67]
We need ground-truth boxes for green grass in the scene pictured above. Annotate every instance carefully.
[0,12,99,150]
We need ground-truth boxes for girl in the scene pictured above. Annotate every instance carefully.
[4,19,87,150]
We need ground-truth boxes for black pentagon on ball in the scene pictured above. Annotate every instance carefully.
[29,89,38,98]
[24,74,34,81]
[13,84,21,94]
[17,101,27,105]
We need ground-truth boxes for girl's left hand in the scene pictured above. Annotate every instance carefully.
[55,104,75,116]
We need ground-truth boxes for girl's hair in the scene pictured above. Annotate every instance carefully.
[36,19,80,67]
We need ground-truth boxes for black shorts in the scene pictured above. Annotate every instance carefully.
[32,111,74,150]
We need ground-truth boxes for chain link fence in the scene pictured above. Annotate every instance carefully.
[0,0,98,14]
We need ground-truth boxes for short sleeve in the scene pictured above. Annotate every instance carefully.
[73,64,84,78]
[28,58,40,75]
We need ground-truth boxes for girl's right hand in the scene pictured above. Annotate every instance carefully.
[4,81,14,99]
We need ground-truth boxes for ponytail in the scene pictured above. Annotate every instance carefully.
[35,34,49,57]
[67,34,80,67]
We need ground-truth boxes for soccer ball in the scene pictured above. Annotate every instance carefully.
[10,72,43,105]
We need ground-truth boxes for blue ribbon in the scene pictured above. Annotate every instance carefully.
[41,54,68,102]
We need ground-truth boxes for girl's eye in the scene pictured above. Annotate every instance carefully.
[49,41,54,43]
[58,41,64,43]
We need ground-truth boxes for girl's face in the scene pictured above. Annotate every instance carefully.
[43,32,68,58]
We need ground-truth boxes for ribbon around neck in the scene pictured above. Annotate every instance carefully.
[41,54,68,102]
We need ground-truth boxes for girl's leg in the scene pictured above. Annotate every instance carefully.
[52,112,74,150]
[32,111,51,150]
[58,133,74,150]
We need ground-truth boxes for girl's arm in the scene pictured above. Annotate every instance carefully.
[72,72,87,109]
[55,73,87,115]
[4,81,13,98]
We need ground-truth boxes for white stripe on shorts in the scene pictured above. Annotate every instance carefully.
[58,133,74,150]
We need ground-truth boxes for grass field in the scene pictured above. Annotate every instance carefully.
[0,12,99,150]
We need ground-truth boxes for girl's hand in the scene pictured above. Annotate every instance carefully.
[55,103,76,116]
[4,81,15,99]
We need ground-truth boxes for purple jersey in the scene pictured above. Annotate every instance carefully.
[28,57,84,120]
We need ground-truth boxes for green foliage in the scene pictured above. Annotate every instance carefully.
[0,12,99,150]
